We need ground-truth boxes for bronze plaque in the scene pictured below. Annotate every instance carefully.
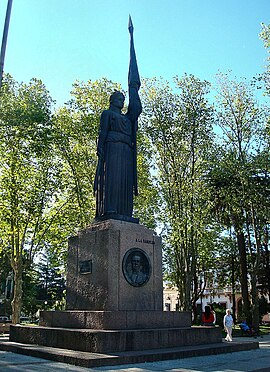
[79,260,92,274]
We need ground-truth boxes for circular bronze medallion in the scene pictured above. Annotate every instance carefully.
[122,248,151,287]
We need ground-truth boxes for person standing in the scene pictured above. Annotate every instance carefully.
[223,308,234,341]
[210,304,216,325]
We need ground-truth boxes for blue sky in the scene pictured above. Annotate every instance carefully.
[0,0,269,106]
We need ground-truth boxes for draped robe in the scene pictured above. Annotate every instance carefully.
[94,86,142,219]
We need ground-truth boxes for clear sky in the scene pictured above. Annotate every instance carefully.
[0,0,269,106]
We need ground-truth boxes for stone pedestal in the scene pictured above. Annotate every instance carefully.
[9,219,222,359]
[66,220,163,311]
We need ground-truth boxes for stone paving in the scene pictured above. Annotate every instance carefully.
[0,335,269,371]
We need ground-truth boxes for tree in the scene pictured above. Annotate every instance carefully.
[141,75,215,311]
[21,249,66,317]
[35,250,66,309]
[0,74,59,323]
[0,249,12,316]
[211,72,269,329]
[259,23,270,95]
[212,234,241,322]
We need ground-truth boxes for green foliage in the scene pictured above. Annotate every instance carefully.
[211,72,270,329]
[141,75,215,311]
[21,250,65,316]
[134,127,160,228]
[0,74,59,322]
[258,23,270,96]
[212,303,226,327]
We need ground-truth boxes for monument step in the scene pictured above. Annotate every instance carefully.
[10,325,221,353]
[0,337,259,369]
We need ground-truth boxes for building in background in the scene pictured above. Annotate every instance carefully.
[164,285,242,318]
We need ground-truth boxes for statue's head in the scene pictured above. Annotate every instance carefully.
[110,91,125,110]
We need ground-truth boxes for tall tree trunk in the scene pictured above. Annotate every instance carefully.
[184,271,193,311]
[236,229,251,322]
[231,254,236,322]
[11,259,23,324]
[191,274,200,323]
[250,274,260,334]
[263,227,270,298]
[249,205,261,334]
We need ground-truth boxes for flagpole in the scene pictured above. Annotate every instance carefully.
[0,0,13,89]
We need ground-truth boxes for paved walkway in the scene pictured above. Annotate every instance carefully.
[0,335,269,372]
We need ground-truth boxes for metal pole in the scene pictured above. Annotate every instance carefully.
[0,0,13,89]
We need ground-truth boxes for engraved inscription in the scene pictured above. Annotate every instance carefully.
[135,238,155,244]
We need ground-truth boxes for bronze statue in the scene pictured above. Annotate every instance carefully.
[94,17,142,222]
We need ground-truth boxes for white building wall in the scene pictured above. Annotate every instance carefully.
[163,286,242,315]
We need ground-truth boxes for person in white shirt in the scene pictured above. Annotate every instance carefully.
[223,308,234,341]
[210,304,216,325]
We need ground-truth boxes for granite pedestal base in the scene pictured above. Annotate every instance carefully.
[10,324,221,353]
[9,220,223,362]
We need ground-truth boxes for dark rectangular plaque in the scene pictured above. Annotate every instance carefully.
[79,260,92,274]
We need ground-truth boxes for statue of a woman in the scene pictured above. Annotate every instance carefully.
[94,17,142,222]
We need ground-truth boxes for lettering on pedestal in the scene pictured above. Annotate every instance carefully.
[135,238,155,244]
[122,248,151,287]
[79,260,92,274]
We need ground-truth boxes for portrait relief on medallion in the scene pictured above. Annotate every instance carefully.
[122,248,151,287]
